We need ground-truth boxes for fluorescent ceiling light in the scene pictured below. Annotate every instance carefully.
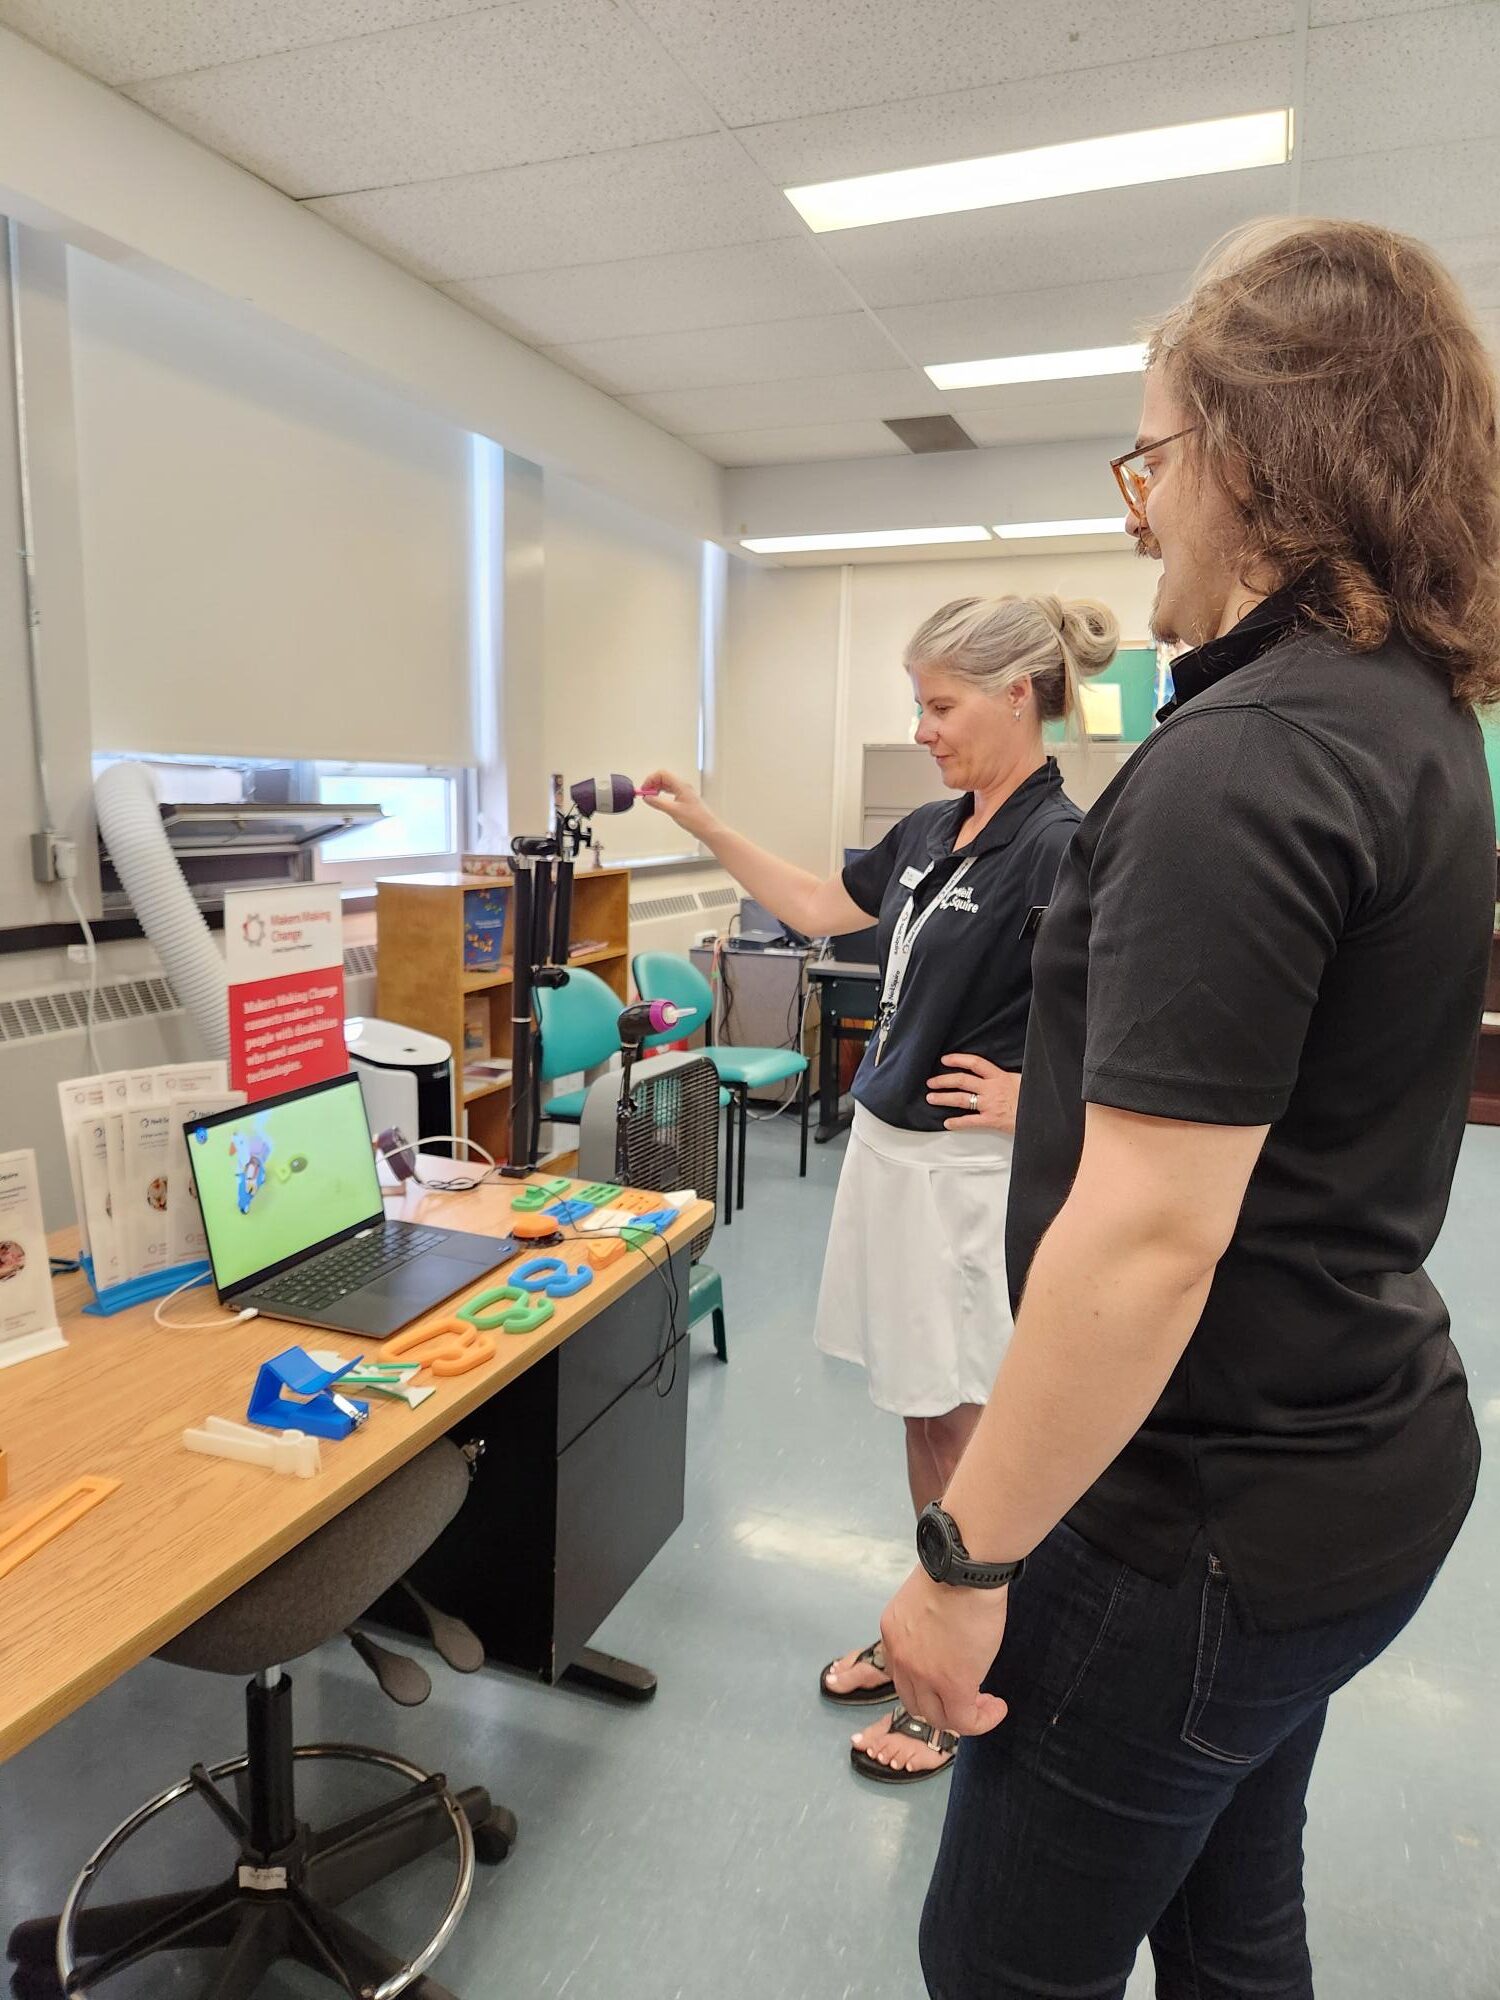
[927,342,1148,392]
[785,109,1292,233]
[740,527,991,554]
[994,518,1129,540]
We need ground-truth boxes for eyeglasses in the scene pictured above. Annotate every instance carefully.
[1109,427,1198,521]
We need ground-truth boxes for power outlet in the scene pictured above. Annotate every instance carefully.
[29,831,78,884]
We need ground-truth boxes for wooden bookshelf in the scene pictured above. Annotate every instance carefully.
[375,865,631,1162]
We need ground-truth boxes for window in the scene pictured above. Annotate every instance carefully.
[315,766,460,865]
[91,751,472,894]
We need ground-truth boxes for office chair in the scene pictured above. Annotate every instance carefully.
[632,952,810,1214]
[6,1441,512,2000]
[577,1051,729,1360]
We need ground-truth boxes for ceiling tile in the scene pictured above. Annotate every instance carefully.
[739,37,1293,188]
[443,238,854,345]
[0,0,486,85]
[1302,7,1500,163]
[544,313,904,395]
[621,368,947,436]
[1300,140,1500,246]
[692,421,911,465]
[1310,0,1453,22]
[307,132,801,282]
[821,164,1291,308]
[949,375,1146,448]
[876,270,1194,366]
[125,0,716,199]
[630,0,1292,129]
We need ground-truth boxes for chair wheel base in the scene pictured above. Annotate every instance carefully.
[9,1741,488,2000]
[473,1808,518,1865]
[11,1965,62,2000]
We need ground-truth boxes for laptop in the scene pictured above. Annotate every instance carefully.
[735,896,811,950]
[187,1072,504,1337]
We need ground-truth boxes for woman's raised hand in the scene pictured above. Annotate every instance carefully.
[638,769,716,839]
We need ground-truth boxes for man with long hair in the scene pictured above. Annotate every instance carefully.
[879,218,1500,1996]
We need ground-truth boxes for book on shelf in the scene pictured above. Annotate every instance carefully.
[463,1058,514,1083]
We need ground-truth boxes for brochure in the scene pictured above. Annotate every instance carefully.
[77,1115,123,1293]
[122,1103,175,1277]
[0,1148,65,1368]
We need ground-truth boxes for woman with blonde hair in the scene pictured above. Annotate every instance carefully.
[641,589,1116,1782]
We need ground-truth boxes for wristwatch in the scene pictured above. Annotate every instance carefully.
[916,1503,1025,1590]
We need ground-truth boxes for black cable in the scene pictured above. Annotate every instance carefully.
[552,1211,683,1397]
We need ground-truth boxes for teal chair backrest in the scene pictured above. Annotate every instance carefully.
[535,966,623,1082]
[632,951,715,1050]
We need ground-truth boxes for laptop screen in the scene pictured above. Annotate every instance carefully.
[188,1073,382,1297]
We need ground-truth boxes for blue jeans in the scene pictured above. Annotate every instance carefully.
[920,1523,1434,1999]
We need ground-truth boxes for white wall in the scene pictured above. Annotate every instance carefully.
[717,563,843,874]
[0,225,97,933]
[70,249,476,765]
[542,473,705,863]
[721,547,1157,868]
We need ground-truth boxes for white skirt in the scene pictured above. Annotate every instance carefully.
[813,1103,1015,1418]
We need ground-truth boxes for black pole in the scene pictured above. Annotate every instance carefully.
[508,858,538,1173]
[245,1671,296,1856]
[551,849,575,973]
[614,1042,638,1183]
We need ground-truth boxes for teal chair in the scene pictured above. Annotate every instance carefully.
[538,967,738,1224]
[535,966,623,1128]
[690,1261,728,1361]
[633,951,810,1215]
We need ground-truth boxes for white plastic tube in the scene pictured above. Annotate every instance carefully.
[94,761,230,1059]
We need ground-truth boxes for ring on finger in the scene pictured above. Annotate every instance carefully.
[969,1091,979,1112]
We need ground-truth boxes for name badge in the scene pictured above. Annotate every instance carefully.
[899,866,926,890]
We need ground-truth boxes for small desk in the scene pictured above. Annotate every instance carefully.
[0,1175,711,1765]
[807,959,879,1143]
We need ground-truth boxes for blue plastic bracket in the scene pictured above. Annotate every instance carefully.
[247,1346,369,1441]
[80,1255,212,1318]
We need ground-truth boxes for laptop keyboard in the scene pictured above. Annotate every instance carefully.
[255,1224,450,1312]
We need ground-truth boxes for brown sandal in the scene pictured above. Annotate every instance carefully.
[850,1706,958,1785]
[820,1639,896,1707]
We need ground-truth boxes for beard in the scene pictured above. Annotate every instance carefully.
[1149,579,1180,648]
[1136,527,1179,646]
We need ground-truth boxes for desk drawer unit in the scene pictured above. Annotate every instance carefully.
[386,1246,691,1681]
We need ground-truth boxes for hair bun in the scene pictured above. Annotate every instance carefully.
[1057,598,1119,677]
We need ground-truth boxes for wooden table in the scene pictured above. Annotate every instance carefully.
[0,1174,711,1765]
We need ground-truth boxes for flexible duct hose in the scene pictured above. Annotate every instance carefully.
[94,761,229,1059]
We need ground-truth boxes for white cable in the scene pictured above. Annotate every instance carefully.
[153,1268,258,1332]
[61,872,103,1075]
[377,1133,499,1193]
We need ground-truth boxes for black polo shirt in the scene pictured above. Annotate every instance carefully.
[842,760,1079,1130]
[1009,587,1490,1630]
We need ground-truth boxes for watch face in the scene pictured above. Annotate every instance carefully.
[917,1509,949,1579]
